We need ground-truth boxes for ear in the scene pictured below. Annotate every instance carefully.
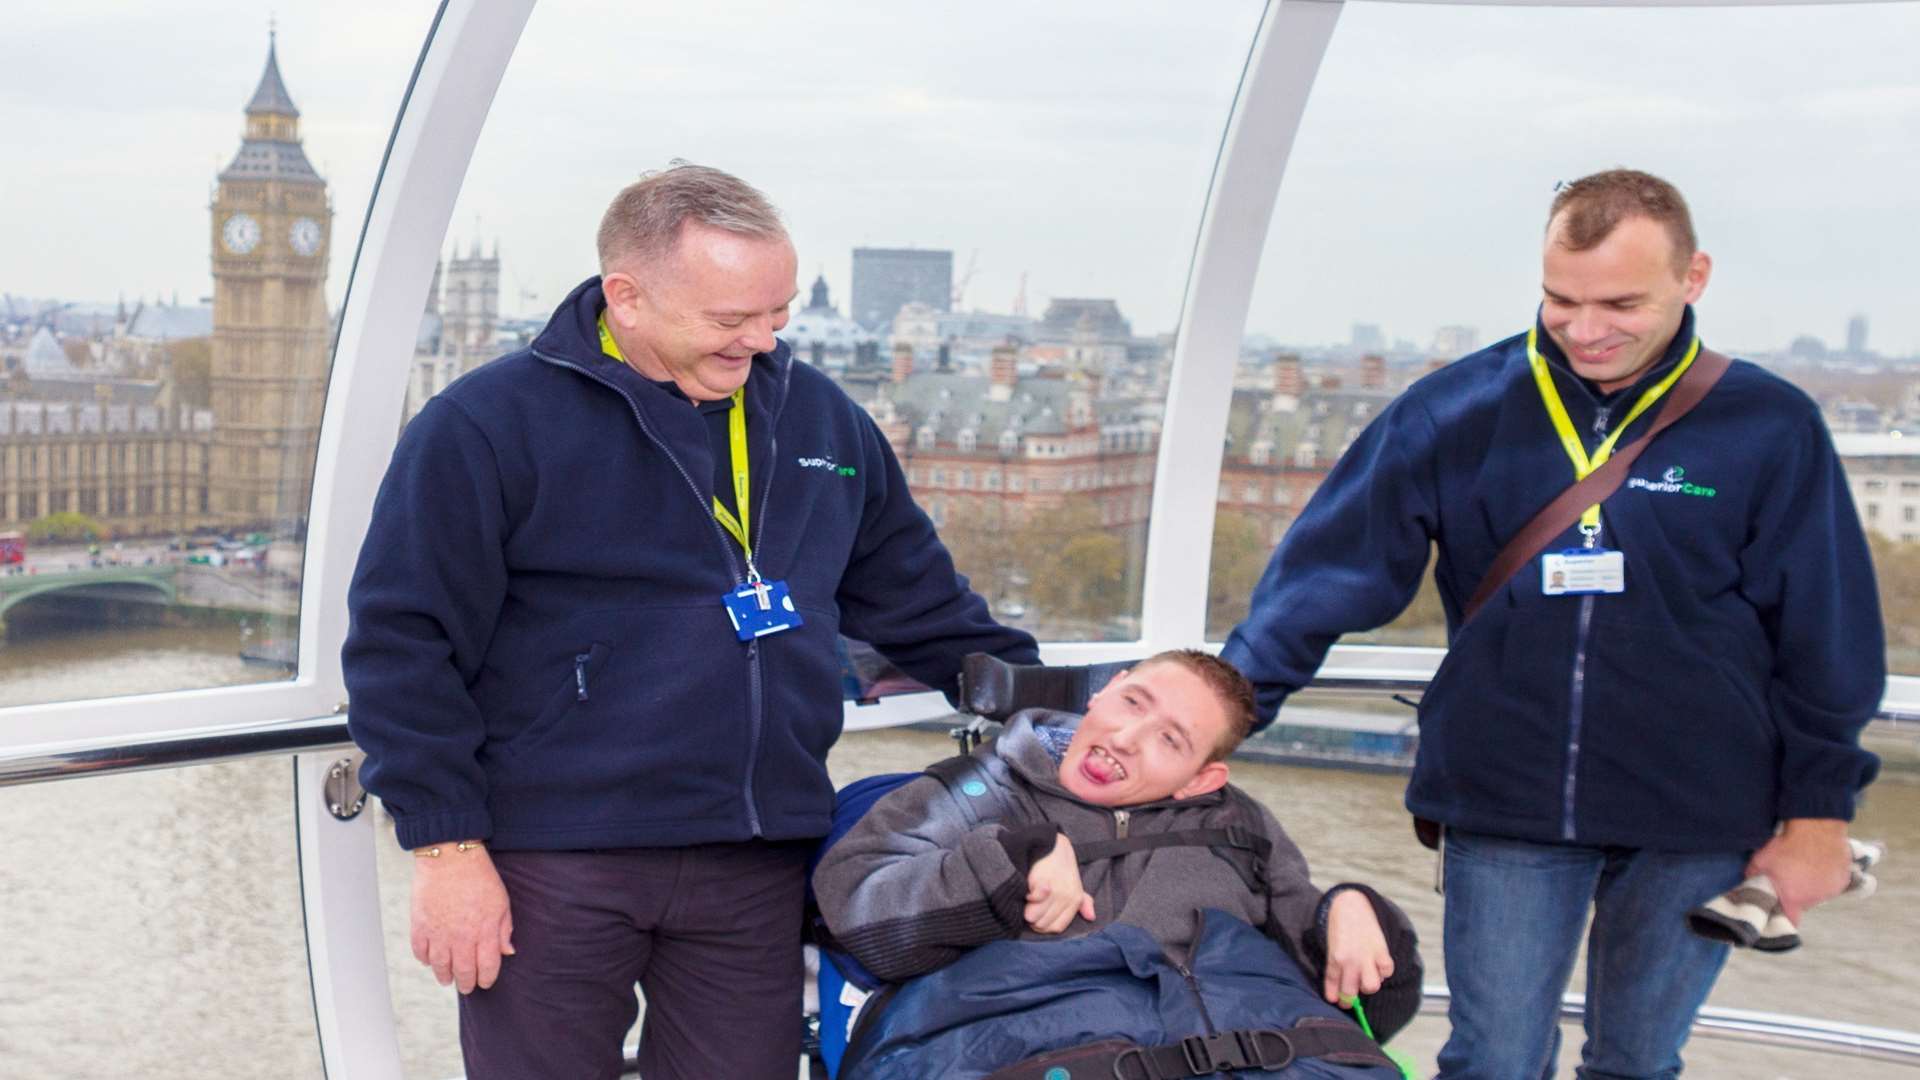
[1087,669,1131,707]
[600,269,647,328]
[1681,250,1712,305]
[1173,760,1229,801]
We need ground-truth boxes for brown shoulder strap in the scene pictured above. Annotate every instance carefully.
[1461,347,1731,624]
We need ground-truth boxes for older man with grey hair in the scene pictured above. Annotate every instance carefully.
[345,163,1037,1078]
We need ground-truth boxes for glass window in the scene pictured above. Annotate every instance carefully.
[1208,0,1920,668]
[1203,0,1920,1050]
[0,761,323,1076]
[413,0,1264,645]
[0,7,425,708]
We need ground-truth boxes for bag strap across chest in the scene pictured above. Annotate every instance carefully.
[1462,346,1731,624]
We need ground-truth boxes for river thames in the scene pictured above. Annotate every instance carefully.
[2,622,1915,1078]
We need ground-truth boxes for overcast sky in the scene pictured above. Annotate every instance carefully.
[4,1,1917,356]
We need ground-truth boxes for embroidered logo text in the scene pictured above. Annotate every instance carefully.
[1627,464,1716,499]
[797,456,857,477]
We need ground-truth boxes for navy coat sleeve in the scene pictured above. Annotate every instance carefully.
[1221,396,1443,726]
[1739,412,1883,820]
[835,413,1040,693]
[342,397,509,848]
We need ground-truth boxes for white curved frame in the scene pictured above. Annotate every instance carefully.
[295,2,537,1075]
[2,0,1915,1075]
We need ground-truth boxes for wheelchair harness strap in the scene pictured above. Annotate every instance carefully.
[982,1018,1395,1079]
[1073,826,1272,865]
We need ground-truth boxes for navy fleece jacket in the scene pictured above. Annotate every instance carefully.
[1222,310,1882,852]
[344,278,1037,851]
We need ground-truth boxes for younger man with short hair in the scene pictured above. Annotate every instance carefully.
[814,650,1420,1078]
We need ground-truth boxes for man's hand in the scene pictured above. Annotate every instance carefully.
[410,844,515,994]
[1747,818,1852,924]
[1322,889,1394,1007]
[1024,833,1096,934]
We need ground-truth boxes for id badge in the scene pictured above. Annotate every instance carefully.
[1541,549,1626,596]
[721,579,804,641]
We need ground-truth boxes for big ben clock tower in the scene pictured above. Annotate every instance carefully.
[209,31,332,528]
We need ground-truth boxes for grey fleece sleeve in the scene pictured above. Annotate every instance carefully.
[813,775,1050,983]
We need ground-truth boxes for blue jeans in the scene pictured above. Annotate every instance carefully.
[1434,828,1747,1080]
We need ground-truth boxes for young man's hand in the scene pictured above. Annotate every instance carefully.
[1024,833,1096,933]
[1323,889,1394,1006]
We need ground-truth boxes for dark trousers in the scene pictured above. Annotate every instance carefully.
[459,840,811,1080]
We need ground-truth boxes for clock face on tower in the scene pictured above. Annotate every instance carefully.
[222,213,261,255]
[289,217,322,257]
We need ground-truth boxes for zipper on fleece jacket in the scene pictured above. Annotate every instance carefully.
[1560,394,1610,842]
[737,357,794,839]
[1173,910,1222,1039]
[533,349,792,836]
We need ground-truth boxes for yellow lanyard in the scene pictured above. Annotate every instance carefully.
[1527,326,1700,536]
[599,315,755,568]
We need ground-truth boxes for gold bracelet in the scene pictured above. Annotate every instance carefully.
[415,840,485,858]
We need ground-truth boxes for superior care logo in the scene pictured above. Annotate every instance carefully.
[797,455,857,477]
[1627,465,1717,498]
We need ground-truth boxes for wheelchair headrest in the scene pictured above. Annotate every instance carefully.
[958,654,1140,721]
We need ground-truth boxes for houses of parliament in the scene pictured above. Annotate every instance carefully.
[1,39,340,538]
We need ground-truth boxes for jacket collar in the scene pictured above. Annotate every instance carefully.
[532,275,794,414]
[1530,304,1698,405]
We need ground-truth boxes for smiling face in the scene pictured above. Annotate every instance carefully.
[1057,661,1232,807]
[1540,213,1711,394]
[601,220,797,402]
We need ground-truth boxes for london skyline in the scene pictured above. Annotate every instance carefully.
[4,2,1918,355]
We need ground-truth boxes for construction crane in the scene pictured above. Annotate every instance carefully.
[510,270,540,318]
[951,248,979,310]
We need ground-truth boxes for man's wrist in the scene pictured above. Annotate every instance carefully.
[414,839,487,858]
[1779,818,1847,838]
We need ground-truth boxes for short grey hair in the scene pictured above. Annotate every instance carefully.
[597,162,787,273]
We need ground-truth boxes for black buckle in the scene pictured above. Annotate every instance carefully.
[1180,1032,1237,1072]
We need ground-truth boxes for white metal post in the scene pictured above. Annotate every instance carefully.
[1140,0,1344,649]
[297,2,536,1076]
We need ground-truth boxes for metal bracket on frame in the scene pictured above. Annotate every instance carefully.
[323,753,368,821]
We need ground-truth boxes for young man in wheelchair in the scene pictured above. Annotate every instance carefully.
[813,649,1422,1079]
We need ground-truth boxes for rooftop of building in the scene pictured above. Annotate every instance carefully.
[1225,381,1399,466]
[125,302,213,340]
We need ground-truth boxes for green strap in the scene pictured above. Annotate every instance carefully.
[1348,998,1422,1080]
